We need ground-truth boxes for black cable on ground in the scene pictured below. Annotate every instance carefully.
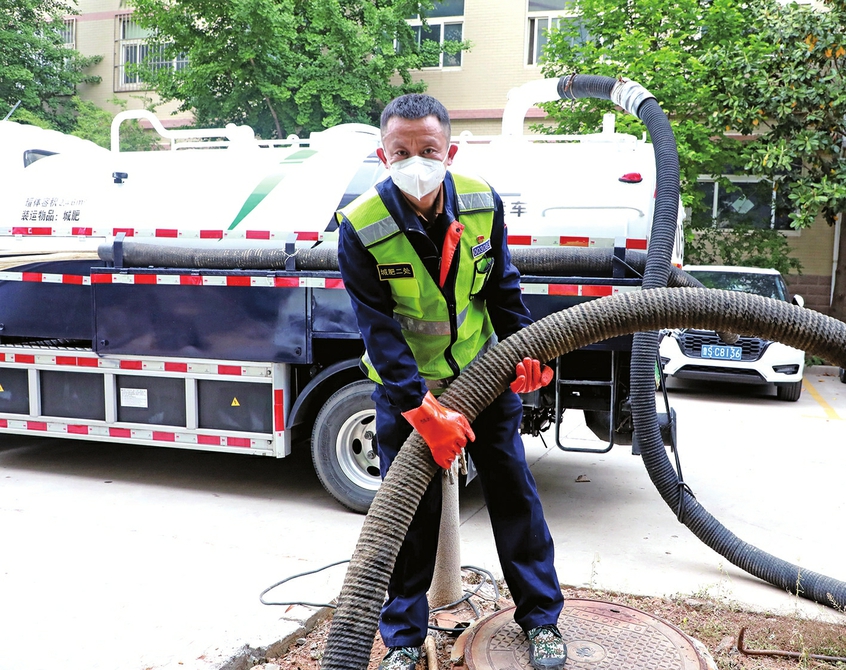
[260,561,500,635]
[260,559,350,609]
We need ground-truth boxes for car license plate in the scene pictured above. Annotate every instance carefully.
[700,344,742,360]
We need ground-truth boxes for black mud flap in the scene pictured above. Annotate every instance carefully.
[631,407,677,455]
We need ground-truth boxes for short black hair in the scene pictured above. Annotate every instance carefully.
[380,94,451,139]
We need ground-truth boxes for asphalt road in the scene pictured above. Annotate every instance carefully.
[1,367,844,670]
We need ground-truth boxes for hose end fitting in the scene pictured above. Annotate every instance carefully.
[557,75,577,101]
[610,78,656,118]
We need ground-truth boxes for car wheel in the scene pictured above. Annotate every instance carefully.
[840,368,846,384]
[775,379,802,402]
[311,380,380,513]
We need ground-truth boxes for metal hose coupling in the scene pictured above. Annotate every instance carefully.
[611,78,657,118]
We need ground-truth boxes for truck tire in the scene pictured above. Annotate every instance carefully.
[775,379,802,402]
[840,368,845,384]
[311,380,380,513]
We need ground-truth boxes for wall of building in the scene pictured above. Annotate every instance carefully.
[70,0,190,124]
[785,222,837,313]
[410,0,548,135]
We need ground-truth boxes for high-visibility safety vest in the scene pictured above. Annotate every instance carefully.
[341,174,497,388]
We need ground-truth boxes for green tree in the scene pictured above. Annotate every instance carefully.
[0,0,101,131]
[128,0,460,139]
[707,0,846,318]
[71,97,161,151]
[538,0,800,275]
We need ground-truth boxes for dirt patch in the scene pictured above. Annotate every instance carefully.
[251,582,846,670]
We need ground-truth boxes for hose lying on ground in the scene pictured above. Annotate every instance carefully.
[320,287,846,670]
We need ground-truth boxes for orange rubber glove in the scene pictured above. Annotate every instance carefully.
[402,391,475,469]
[510,357,554,394]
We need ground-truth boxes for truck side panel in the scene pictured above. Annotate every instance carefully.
[92,270,312,362]
[0,259,95,341]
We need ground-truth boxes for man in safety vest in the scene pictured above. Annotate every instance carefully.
[336,94,566,670]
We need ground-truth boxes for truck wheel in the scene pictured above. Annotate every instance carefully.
[775,380,802,402]
[311,380,380,513]
[840,368,846,384]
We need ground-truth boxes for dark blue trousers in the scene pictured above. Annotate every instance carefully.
[373,385,564,648]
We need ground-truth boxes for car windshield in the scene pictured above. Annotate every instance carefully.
[687,270,787,301]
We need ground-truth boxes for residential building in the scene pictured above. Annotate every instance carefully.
[66,0,837,312]
[67,0,191,126]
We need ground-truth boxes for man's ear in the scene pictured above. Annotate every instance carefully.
[376,147,389,167]
[446,143,458,166]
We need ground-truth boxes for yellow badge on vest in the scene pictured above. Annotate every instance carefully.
[377,263,415,280]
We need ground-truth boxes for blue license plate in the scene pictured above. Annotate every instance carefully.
[701,344,742,361]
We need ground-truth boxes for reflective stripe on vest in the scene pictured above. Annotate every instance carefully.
[356,215,400,248]
[394,305,469,336]
[360,333,497,393]
[457,191,494,212]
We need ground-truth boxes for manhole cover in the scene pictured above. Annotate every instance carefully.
[464,599,709,670]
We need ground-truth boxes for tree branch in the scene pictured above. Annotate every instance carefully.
[250,57,283,139]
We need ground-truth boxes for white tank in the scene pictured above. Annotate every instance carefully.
[0,82,684,265]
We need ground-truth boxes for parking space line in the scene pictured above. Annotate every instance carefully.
[803,377,842,420]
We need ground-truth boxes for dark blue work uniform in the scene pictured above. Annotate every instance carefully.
[337,173,563,648]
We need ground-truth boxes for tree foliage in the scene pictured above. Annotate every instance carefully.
[129,0,457,139]
[539,0,746,209]
[538,0,808,275]
[711,0,846,317]
[0,0,101,131]
[707,0,846,231]
[684,225,802,277]
[71,97,161,151]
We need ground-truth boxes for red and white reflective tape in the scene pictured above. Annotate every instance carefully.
[0,271,639,298]
[0,418,267,449]
[520,283,639,297]
[0,226,338,242]
[90,273,346,289]
[0,270,91,285]
[0,270,346,289]
[507,235,648,250]
[4,225,650,249]
[0,350,272,378]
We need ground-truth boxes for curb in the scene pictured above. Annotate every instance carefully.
[218,606,334,670]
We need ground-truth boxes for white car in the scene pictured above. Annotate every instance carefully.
[659,265,805,401]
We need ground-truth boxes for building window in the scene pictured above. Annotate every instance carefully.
[115,15,188,92]
[694,177,791,230]
[60,18,76,49]
[407,0,464,68]
[527,0,585,66]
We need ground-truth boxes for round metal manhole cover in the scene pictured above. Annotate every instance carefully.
[464,599,709,670]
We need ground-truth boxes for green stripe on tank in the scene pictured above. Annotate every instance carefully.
[227,149,317,230]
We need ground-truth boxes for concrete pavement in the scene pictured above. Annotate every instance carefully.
[0,366,844,669]
[0,440,363,670]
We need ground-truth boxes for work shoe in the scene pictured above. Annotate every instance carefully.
[378,646,421,670]
[527,624,567,669]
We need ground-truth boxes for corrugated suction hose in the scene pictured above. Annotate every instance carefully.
[320,288,846,670]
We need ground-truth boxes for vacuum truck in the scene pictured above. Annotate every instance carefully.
[0,79,683,512]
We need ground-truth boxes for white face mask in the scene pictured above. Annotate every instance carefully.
[388,155,447,200]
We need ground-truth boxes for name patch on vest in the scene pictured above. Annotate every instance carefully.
[378,263,415,280]
[471,239,492,258]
